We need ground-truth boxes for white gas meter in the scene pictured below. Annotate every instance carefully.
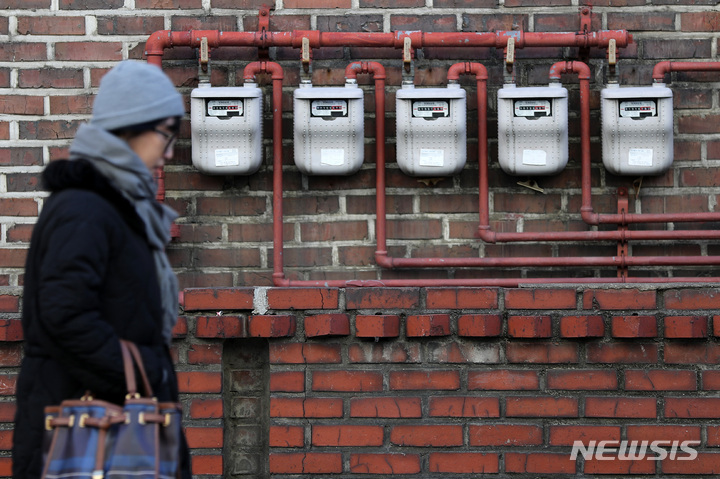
[396,84,467,177]
[601,83,673,175]
[190,86,263,175]
[293,83,364,175]
[497,83,569,176]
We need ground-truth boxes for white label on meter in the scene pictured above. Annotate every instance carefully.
[311,100,348,117]
[321,149,345,166]
[522,149,547,166]
[628,148,653,167]
[207,100,243,117]
[412,101,449,118]
[620,100,657,118]
[514,100,551,117]
[419,149,445,167]
[215,149,240,167]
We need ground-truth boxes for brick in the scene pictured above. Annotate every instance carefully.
[428,342,501,364]
[305,314,350,337]
[0,297,20,315]
[96,15,165,35]
[702,371,720,390]
[505,453,576,474]
[195,315,245,338]
[626,425,700,443]
[508,316,552,338]
[608,12,675,31]
[406,314,450,337]
[286,0,350,6]
[350,397,422,418]
[0,96,44,115]
[708,426,720,446]
[586,397,657,418]
[270,453,342,474]
[266,287,339,310]
[714,316,720,336]
[0,198,38,217]
[176,371,221,394]
[457,315,502,337]
[248,315,296,337]
[549,426,621,445]
[54,42,123,61]
[185,427,223,448]
[625,369,697,391]
[611,315,657,338]
[584,457,655,474]
[643,39,711,59]
[468,370,539,390]
[346,287,420,309]
[505,397,578,417]
[663,453,720,474]
[191,455,222,476]
[269,371,304,392]
[664,343,720,364]
[355,315,399,338]
[560,315,604,337]
[428,453,499,473]
[428,397,500,418]
[665,316,708,338]
[189,399,223,419]
[0,44,47,62]
[583,289,656,310]
[389,370,460,391]
[270,398,343,418]
[270,343,341,364]
[665,398,720,418]
[180,287,254,311]
[348,343,422,363]
[469,425,542,446]
[187,343,222,365]
[506,342,579,363]
[587,342,658,363]
[681,12,720,31]
[426,287,498,309]
[312,370,382,392]
[313,425,384,446]
[270,426,304,448]
[350,454,420,475]
[505,288,575,309]
[17,16,85,35]
[547,370,617,390]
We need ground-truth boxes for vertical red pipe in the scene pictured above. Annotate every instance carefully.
[343,62,388,268]
[243,62,286,285]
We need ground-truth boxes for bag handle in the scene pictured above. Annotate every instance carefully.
[120,340,154,398]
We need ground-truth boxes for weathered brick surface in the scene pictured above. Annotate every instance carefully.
[4,0,720,476]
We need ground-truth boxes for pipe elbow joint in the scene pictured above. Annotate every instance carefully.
[476,226,496,244]
[652,61,672,82]
[581,207,599,226]
[375,250,393,268]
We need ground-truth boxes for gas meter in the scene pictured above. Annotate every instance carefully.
[293,82,364,175]
[497,83,569,176]
[601,83,673,175]
[396,84,467,177]
[190,86,263,175]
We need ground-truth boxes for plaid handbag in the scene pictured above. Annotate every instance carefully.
[41,340,182,479]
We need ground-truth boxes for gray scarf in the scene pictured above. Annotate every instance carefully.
[69,123,179,346]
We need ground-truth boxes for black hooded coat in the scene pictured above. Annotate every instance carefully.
[12,159,190,479]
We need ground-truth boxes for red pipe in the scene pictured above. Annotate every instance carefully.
[653,61,720,82]
[242,62,286,286]
[144,29,632,65]
[343,62,388,272]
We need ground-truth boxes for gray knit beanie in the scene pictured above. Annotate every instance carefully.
[91,60,185,131]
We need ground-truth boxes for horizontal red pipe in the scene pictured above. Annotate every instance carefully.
[145,29,632,64]
[653,61,720,82]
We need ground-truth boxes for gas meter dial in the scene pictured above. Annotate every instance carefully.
[311,99,348,118]
[514,99,551,117]
[206,99,243,117]
[618,100,657,118]
[412,100,450,118]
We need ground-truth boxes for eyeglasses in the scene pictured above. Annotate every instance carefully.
[152,127,177,154]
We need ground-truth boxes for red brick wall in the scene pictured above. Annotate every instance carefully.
[172,285,720,477]
[3,0,720,476]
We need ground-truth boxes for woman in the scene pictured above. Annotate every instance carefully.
[12,60,190,479]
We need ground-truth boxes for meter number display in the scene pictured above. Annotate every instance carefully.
[412,100,450,118]
[207,99,244,117]
[311,100,348,117]
[513,99,551,117]
[619,99,657,118]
